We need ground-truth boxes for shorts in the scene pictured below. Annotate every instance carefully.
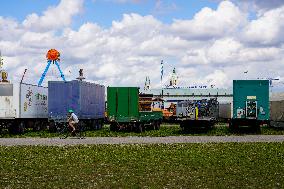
[70,121,77,125]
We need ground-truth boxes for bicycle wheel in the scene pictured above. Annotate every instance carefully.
[77,122,86,139]
[58,123,69,139]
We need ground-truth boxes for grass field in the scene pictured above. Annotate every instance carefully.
[0,143,284,188]
[1,123,284,138]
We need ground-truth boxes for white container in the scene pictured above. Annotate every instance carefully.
[0,83,15,119]
[0,83,48,119]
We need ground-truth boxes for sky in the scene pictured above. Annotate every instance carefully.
[1,0,284,91]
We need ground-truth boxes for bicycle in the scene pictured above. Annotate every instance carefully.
[56,122,86,139]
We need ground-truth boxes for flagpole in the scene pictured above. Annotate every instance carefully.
[161,60,163,88]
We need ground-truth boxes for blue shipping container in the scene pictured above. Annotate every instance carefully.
[48,80,105,121]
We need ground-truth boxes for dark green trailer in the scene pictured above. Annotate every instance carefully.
[230,80,270,130]
[107,87,163,132]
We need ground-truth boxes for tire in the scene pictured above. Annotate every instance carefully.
[78,122,86,139]
[58,123,69,139]
[110,123,117,131]
[228,121,233,132]
[99,119,104,129]
[156,121,161,130]
[48,121,57,133]
[136,123,143,133]
[17,122,25,134]
[91,120,98,130]
[33,122,41,131]
[253,121,261,133]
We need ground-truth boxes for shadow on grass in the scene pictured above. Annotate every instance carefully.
[230,126,261,135]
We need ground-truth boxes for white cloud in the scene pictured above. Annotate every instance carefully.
[242,6,284,45]
[171,1,245,40]
[22,0,84,32]
[236,0,284,11]
[207,38,242,64]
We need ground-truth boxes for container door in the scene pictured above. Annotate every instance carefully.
[107,87,117,119]
[117,88,129,119]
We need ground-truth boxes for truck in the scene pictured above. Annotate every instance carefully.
[107,87,163,132]
[48,80,105,131]
[177,98,219,130]
[0,82,48,133]
[230,80,270,130]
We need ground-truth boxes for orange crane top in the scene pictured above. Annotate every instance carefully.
[46,49,60,61]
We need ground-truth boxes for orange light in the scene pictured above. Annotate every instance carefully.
[46,49,60,61]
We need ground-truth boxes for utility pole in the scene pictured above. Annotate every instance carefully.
[20,69,27,84]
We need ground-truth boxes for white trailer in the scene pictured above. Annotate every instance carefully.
[0,82,48,133]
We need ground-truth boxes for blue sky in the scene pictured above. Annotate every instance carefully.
[1,0,219,28]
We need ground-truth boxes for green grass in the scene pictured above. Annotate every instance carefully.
[1,123,284,138]
[0,143,284,188]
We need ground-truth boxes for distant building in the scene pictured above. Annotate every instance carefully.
[141,67,233,108]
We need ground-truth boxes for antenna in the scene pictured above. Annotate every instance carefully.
[20,69,27,84]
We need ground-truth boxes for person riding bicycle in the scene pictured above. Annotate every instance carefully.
[67,109,79,135]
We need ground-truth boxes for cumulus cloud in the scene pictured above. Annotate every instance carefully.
[236,0,284,11]
[1,0,284,90]
[171,1,246,40]
[22,0,83,32]
[242,6,284,46]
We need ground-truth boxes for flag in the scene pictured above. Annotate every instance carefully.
[161,60,163,82]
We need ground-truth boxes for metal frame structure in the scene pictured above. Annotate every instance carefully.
[38,60,66,86]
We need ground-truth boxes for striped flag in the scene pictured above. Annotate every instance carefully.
[161,60,163,82]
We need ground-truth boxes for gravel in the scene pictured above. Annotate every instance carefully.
[0,135,284,146]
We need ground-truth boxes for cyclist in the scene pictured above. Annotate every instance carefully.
[67,109,79,135]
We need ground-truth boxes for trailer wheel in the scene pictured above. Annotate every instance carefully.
[33,122,41,131]
[99,119,104,129]
[136,123,143,133]
[228,121,234,131]
[110,123,117,131]
[156,121,161,130]
[48,121,57,133]
[253,121,261,133]
[17,122,25,134]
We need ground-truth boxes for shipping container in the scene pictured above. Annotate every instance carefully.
[0,83,48,133]
[231,80,269,129]
[107,87,163,132]
[48,80,105,130]
[107,87,139,123]
[177,98,219,130]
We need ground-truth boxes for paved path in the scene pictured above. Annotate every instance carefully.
[0,135,284,146]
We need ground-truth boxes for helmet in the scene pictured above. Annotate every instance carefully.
[68,109,74,113]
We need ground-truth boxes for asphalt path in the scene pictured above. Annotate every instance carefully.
[0,135,284,146]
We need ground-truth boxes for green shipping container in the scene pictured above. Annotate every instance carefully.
[107,87,139,123]
[233,80,270,121]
